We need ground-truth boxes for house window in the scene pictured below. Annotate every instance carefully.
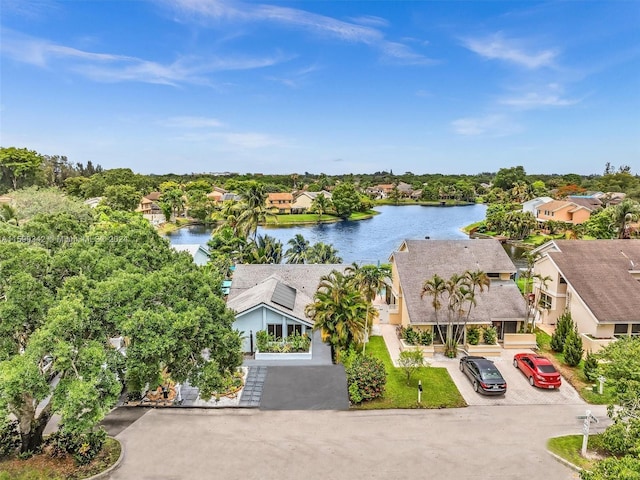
[539,293,552,309]
[287,324,302,337]
[559,277,567,284]
[614,324,629,337]
[632,324,640,336]
[487,273,500,278]
[267,324,283,339]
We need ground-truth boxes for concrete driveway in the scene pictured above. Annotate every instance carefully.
[435,350,586,407]
[105,405,609,480]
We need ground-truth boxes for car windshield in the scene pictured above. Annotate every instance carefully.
[538,365,557,374]
[480,366,502,380]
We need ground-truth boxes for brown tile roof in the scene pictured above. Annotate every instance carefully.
[539,200,578,212]
[546,240,640,323]
[392,240,525,324]
[267,192,293,201]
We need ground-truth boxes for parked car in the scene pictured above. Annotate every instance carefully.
[459,356,507,395]
[513,353,561,389]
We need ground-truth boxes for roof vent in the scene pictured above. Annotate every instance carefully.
[271,282,296,310]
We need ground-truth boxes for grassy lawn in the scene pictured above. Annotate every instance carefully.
[270,213,337,224]
[353,336,467,409]
[535,329,615,405]
[0,437,121,480]
[547,434,607,471]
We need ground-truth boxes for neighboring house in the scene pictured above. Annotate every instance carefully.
[531,240,640,352]
[522,196,553,215]
[221,192,241,202]
[396,182,414,197]
[206,187,227,202]
[291,190,332,213]
[387,239,527,346]
[83,197,104,208]
[227,264,348,352]
[410,190,423,200]
[567,195,602,211]
[172,244,210,266]
[595,191,626,207]
[266,192,293,214]
[535,199,593,225]
[137,192,163,215]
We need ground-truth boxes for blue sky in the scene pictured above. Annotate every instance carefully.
[1,1,639,176]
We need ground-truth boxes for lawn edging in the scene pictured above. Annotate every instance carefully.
[546,449,582,473]
[84,437,124,480]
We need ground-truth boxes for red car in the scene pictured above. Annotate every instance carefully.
[513,353,561,389]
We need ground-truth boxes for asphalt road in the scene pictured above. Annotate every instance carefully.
[106,404,609,480]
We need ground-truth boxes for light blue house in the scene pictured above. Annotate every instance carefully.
[227,264,348,353]
[172,244,210,266]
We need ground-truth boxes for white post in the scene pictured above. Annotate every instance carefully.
[598,376,605,395]
[418,380,423,404]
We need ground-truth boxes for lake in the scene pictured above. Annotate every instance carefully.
[166,204,491,265]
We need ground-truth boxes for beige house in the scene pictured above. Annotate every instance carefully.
[535,199,593,225]
[137,192,162,215]
[267,192,293,214]
[291,191,332,213]
[532,240,640,352]
[387,240,529,350]
[206,187,227,202]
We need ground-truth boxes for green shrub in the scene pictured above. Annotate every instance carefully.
[482,326,497,345]
[256,330,270,351]
[402,326,420,345]
[467,326,480,345]
[601,419,640,456]
[551,311,574,352]
[563,328,584,367]
[583,350,599,381]
[345,355,386,404]
[419,330,433,346]
[444,338,458,358]
[44,428,107,465]
[0,419,20,458]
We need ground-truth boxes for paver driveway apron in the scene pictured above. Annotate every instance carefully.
[435,349,585,406]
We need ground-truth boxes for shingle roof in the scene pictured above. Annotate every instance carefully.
[392,240,525,324]
[227,264,350,321]
[267,192,293,201]
[546,240,640,322]
[567,196,602,211]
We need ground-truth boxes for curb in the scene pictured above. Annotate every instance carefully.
[546,450,582,473]
[85,437,124,480]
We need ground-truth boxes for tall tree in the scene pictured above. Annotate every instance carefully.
[0,147,43,190]
[305,270,368,358]
[305,242,342,264]
[332,182,361,219]
[285,234,310,264]
[610,199,640,239]
[309,193,332,221]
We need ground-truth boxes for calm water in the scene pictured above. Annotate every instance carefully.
[166,204,489,265]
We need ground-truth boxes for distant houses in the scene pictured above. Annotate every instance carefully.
[291,190,332,214]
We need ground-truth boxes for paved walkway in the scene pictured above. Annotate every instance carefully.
[238,366,267,407]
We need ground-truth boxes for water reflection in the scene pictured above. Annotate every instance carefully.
[164,204,535,265]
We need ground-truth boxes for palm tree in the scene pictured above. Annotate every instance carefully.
[455,270,490,344]
[420,274,447,344]
[305,242,342,264]
[610,199,640,239]
[285,234,309,264]
[305,270,368,359]
[235,182,277,240]
[346,263,391,353]
[309,193,332,221]
[244,234,282,264]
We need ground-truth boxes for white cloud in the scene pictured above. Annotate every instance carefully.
[162,116,225,128]
[0,29,288,85]
[348,15,390,28]
[463,33,557,69]
[500,92,579,109]
[451,114,522,137]
[165,0,433,65]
